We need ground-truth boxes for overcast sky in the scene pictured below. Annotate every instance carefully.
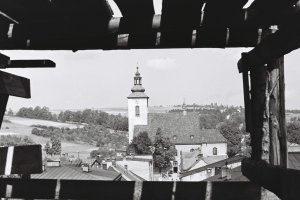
[2,48,300,111]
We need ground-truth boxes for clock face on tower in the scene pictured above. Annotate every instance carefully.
[135,100,139,104]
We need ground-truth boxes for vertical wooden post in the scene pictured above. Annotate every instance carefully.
[250,63,269,161]
[0,94,9,129]
[268,57,287,167]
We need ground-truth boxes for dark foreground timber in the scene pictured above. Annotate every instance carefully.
[0,145,42,175]
[242,158,300,200]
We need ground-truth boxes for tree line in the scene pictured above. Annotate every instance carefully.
[15,106,128,131]
[0,135,35,146]
[32,124,128,148]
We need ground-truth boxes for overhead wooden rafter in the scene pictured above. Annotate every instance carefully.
[0,0,299,50]
[0,53,56,68]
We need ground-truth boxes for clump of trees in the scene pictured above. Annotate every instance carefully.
[287,122,300,144]
[16,106,57,121]
[0,135,35,146]
[153,128,177,173]
[16,107,128,131]
[32,124,128,148]
[44,136,62,156]
[57,109,128,131]
[219,124,244,157]
[127,131,152,155]
[90,147,116,158]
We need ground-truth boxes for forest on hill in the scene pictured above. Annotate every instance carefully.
[14,106,128,131]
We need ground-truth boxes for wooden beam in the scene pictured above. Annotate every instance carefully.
[242,158,300,200]
[0,178,262,200]
[0,70,30,98]
[2,59,56,68]
[249,60,268,161]
[267,57,287,167]
[0,94,8,129]
[0,53,10,67]
[0,145,42,175]
[238,23,300,71]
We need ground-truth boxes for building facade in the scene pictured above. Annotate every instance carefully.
[127,67,149,142]
[127,68,227,158]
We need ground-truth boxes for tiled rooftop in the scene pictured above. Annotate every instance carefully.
[134,113,227,144]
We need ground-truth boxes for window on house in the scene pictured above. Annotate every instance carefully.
[135,106,140,117]
[213,147,218,155]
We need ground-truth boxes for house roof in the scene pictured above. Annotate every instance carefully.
[181,152,227,172]
[127,92,149,99]
[180,155,243,178]
[134,113,227,144]
[203,166,249,182]
[31,165,121,181]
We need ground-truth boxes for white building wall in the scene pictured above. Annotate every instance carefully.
[175,144,202,154]
[128,98,148,142]
[202,143,227,157]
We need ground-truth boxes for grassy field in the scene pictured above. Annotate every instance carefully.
[0,116,97,160]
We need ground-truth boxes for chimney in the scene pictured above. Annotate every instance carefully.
[82,164,90,172]
[221,166,228,178]
[226,168,232,180]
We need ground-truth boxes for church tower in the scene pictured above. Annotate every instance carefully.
[127,67,149,143]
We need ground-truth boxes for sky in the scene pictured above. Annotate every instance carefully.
[2,48,300,111]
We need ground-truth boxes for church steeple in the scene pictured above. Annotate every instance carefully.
[134,67,141,84]
[130,67,146,93]
[127,66,149,143]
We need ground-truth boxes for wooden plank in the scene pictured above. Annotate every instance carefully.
[0,53,10,67]
[3,59,56,68]
[242,71,252,133]
[249,60,268,161]
[0,145,42,175]
[0,179,264,200]
[278,58,288,168]
[0,94,8,129]
[0,70,30,98]
[242,158,300,200]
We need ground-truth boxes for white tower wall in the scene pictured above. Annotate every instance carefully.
[128,98,148,143]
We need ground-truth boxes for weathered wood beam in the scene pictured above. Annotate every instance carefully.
[0,179,261,200]
[2,60,56,68]
[249,59,268,161]
[242,158,300,200]
[1,5,300,50]
[238,23,300,72]
[0,53,9,67]
[0,94,8,129]
[0,70,30,98]
[0,53,56,68]
[268,57,287,167]
[0,145,42,175]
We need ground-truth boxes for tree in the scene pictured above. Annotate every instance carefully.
[7,108,13,116]
[219,124,243,157]
[44,141,52,155]
[153,128,177,173]
[50,136,61,155]
[127,131,152,155]
[287,122,300,144]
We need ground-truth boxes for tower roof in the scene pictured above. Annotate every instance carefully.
[128,66,149,99]
[135,67,140,77]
